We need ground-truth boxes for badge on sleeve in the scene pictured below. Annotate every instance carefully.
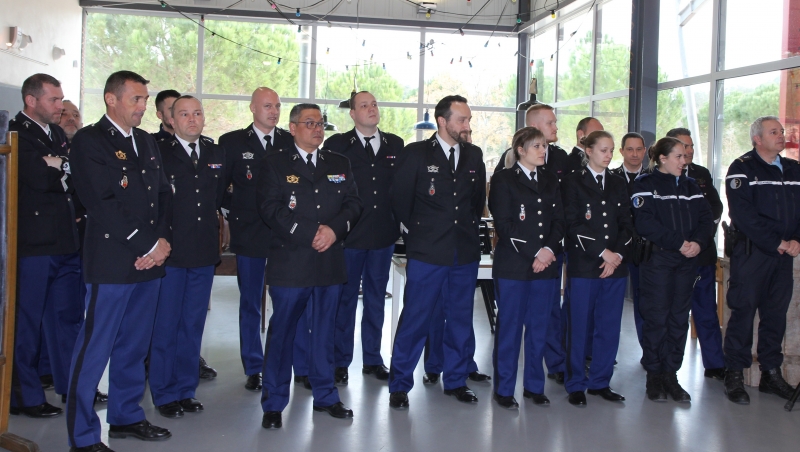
[585,205,592,220]
[289,195,297,210]
[632,196,644,208]
[730,178,741,189]
[519,204,526,221]
[429,179,436,196]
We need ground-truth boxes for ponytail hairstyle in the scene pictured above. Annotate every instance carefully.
[581,130,614,166]
[506,126,545,168]
[648,137,684,171]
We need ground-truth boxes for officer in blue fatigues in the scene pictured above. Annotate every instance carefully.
[632,137,714,404]
[66,71,173,451]
[388,95,487,409]
[488,127,565,409]
[219,87,294,391]
[562,131,633,407]
[257,104,361,428]
[666,128,726,380]
[9,74,79,419]
[321,91,403,384]
[722,117,800,405]
[149,96,226,419]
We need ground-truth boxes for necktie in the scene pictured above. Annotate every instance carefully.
[125,135,136,156]
[264,135,272,152]
[449,147,456,174]
[189,142,198,169]
[626,171,637,183]
[306,153,315,174]
[531,171,538,190]
[596,174,604,190]
[364,136,375,162]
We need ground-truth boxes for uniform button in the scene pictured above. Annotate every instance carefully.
[373,177,376,180]
[538,223,542,226]
[198,217,201,221]
[453,178,456,182]
[67,197,71,201]
[374,205,377,209]
[151,203,154,207]
[371,164,375,167]
[315,189,319,193]
[537,199,541,203]
[157,165,160,169]
[601,201,606,205]
[317,205,321,209]
[539,235,544,239]
[148,186,151,190]
[196,189,199,193]
[455,220,458,224]
[142,169,145,173]
[537,211,542,215]
[34,211,39,215]
[454,192,457,196]
[150,220,154,224]
[455,206,459,210]
[603,212,607,216]
[104,234,109,238]
[603,224,608,228]
[195,175,199,179]
[374,191,377,194]
[197,203,201,206]
[605,235,609,239]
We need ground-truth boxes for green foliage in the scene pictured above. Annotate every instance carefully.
[719,82,780,165]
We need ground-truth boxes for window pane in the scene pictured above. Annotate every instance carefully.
[470,111,516,167]
[722,0,797,70]
[592,96,630,168]
[657,0,713,81]
[594,0,632,94]
[82,93,162,136]
[203,21,305,97]
[423,32,518,108]
[656,83,711,165]
[322,106,418,145]
[530,27,558,104]
[556,14,593,101]
[315,27,420,103]
[85,13,197,92]
[555,102,591,150]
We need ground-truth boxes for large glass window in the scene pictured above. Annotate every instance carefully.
[656,83,711,163]
[594,0,632,94]
[469,111,516,165]
[722,0,797,70]
[555,102,591,151]
[530,27,558,104]
[593,96,630,168]
[556,14,593,101]
[657,0,713,81]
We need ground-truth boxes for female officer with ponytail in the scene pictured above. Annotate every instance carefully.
[632,137,714,403]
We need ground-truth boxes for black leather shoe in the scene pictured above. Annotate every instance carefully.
[724,369,750,405]
[108,419,171,441]
[568,391,587,406]
[199,356,217,380]
[443,386,478,403]
[178,398,203,412]
[245,374,262,391]
[313,401,353,419]
[335,367,349,385]
[704,367,725,381]
[468,371,491,382]
[547,372,565,385]
[760,368,795,400]
[40,374,54,390]
[156,401,184,418]
[294,375,312,390]
[70,442,115,452]
[422,372,440,385]
[389,391,409,409]
[646,373,667,402]
[262,411,282,429]
[587,387,625,402]
[522,389,550,405]
[9,402,62,418]
[492,392,519,409]
[663,373,691,403]
[363,364,390,380]
[62,390,108,404]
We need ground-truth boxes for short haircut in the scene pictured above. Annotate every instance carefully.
[621,132,645,149]
[169,95,201,115]
[525,103,555,123]
[666,127,692,138]
[349,90,372,110]
[511,127,546,161]
[750,116,781,147]
[156,89,182,112]
[648,137,684,171]
[103,70,149,99]
[576,117,598,133]
[289,103,321,124]
[434,95,468,122]
[21,73,61,103]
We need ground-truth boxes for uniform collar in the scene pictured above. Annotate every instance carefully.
[174,134,200,156]
[21,111,50,136]
[252,124,275,148]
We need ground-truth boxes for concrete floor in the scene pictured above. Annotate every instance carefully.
[8,275,800,451]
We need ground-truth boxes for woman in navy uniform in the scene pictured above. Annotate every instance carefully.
[632,137,714,403]
[561,131,633,406]
[488,127,564,408]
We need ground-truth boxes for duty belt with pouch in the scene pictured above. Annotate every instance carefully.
[631,232,648,266]
[721,221,751,257]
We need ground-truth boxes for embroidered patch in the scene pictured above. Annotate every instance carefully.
[730,178,741,189]
[327,174,346,183]
[632,196,644,208]
[208,163,222,169]
[427,165,439,173]
[242,152,254,159]
[115,150,127,160]
[286,175,299,183]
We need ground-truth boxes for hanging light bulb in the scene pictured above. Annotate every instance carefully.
[468,61,473,68]
[382,63,386,70]
[430,50,434,57]
[516,15,522,24]
[270,2,276,9]
[425,9,431,19]
[277,57,281,65]
[459,28,464,36]
[450,58,454,64]
[484,40,489,47]
[362,40,366,46]
[407,51,412,60]
[295,8,300,17]
[326,47,330,55]
[550,54,554,61]
[370,54,374,61]
[459,56,462,63]
[551,10,556,19]
[297,25,301,33]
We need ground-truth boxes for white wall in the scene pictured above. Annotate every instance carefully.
[0,0,83,112]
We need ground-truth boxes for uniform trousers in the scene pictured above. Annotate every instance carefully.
[236,255,266,376]
[691,264,724,369]
[724,243,793,371]
[629,262,644,346]
[261,285,342,412]
[492,278,557,396]
[544,254,566,373]
[149,265,215,406]
[66,280,161,448]
[424,287,478,375]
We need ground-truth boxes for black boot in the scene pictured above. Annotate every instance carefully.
[759,368,795,400]
[645,372,667,402]
[662,372,691,403]
[724,369,750,405]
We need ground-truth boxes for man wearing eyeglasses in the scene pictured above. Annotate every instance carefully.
[256,104,362,428]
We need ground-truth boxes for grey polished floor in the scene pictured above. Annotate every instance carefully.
[9,276,800,451]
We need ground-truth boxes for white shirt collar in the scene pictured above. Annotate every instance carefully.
[435,132,460,168]
[295,144,318,166]
[104,114,137,155]
[253,125,275,149]
[623,163,643,174]
[22,111,50,136]
[175,134,200,157]
[586,165,606,188]
[355,128,381,154]
[515,162,537,181]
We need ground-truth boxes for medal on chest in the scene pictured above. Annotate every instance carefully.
[585,204,592,220]
[170,175,176,194]
[429,178,435,196]
[246,164,252,180]
[519,204,526,221]
[289,195,297,210]
[120,170,128,189]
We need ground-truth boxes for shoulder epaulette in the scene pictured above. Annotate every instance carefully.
[201,135,215,144]
[738,155,753,162]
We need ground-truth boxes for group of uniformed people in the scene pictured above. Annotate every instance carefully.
[8,69,799,452]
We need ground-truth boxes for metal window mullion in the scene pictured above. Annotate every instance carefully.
[196,18,204,101]
[309,25,317,101]
[707,0,722,180]
[589,2,599,115]
[417,28,427,142]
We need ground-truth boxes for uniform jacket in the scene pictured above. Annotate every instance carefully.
[489,163,564,280]
[10,112,79,257]
[257,148,362,287]
[151,124,173,143]
[563,169,633,279]
[391,134,487,266]
[565,146,585,175]
[609,164,645,197]
[631,169,714,253]
[494,143,570,184]
[70,115,172,284]
[322,128,403,249]
[159,136,226,268]
[686,163,723,266]
[725,149,800,256]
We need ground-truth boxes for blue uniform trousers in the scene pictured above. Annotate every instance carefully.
[149,265,215,406]
[236,255,266,376]
[389,258,479,392]
[66,280,160,448]
[423,287,478,374]
[691,264,724,369]
[564,277,626,393]
[261,285,342,412]
[291,305,312,376]
[492,278,557,396]
[544,254,566,373]
[13,252,82,408]
[629,262,644,346]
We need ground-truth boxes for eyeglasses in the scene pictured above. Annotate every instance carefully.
[292,120,325,130]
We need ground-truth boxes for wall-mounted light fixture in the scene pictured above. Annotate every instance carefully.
[6,27,33,50]
[52,46,66,60]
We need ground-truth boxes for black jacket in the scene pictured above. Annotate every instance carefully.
[219,124,293,257]
[563,169,633,279]
[159,136,226,268]
[632,169,714,253]
[322,128,403,249]
[686,163,723,266]
[70,115,172,284]
[152,124,173,143]
[9,112,79,257]
[725,149,800,256]
[489,163,564,280]
[609,164,645,197]
[494,144,570,185]
[257,148,362,287]
[565,146,585,175]
[391,135,486,266]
